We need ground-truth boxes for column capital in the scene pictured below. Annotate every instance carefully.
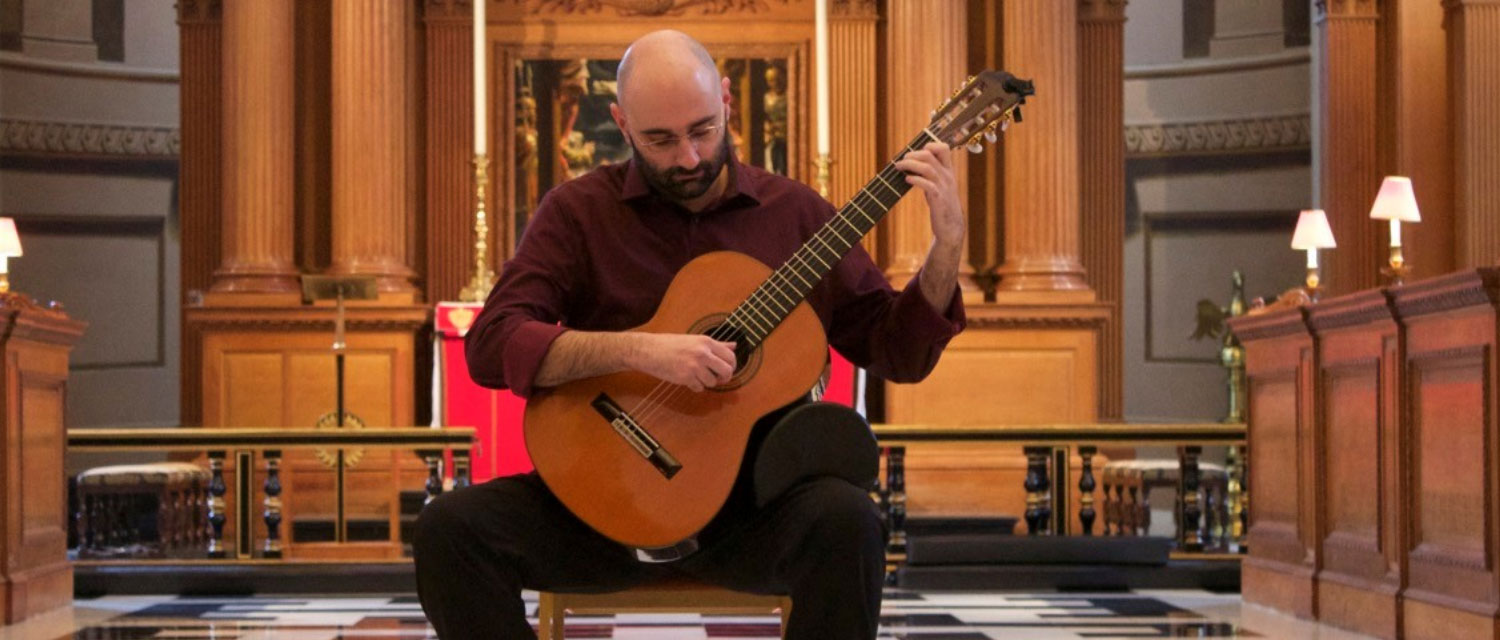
[422,0,474,23]
[177,0,222,25]
[1317,0,1378,19]
[831,0,878,19]
[1079,0,1127,23]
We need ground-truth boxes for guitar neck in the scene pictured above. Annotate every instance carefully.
[728,129,939,348]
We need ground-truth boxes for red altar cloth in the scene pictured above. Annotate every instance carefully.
[436,301,859,484]
[436,302,532,482]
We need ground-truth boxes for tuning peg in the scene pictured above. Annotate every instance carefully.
[967,141,983,154]
[984,129,998,143]
[1000,119,1010,132]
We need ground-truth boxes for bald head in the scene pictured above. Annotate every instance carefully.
[615,30,720,116]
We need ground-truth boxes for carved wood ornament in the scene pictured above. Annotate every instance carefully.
[521,0,791,17]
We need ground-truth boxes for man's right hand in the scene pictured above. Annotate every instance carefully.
[630,333,738,392]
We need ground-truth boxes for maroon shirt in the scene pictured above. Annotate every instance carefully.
[465,154,966,398]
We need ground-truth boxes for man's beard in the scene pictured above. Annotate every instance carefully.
[632,133,733,202]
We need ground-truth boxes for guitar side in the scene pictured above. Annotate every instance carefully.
[523,250,829,549]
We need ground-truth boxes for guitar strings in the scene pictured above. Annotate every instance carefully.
[619,124,967,431]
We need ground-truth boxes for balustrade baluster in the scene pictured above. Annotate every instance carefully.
[1079,446,1097,535]
[263,451,283,558]
[1023,447,1051,535]
[423,453,443,504]
[886,446,907,555]
[1178,445,1203,552]
[453,449,472,490]
[207,453,227,558]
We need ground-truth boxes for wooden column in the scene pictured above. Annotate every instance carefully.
[1317,0,1382,297]
[213,0,299,293]
[883,0,977,299]
[995,0,1091,298]
[1078,0,1126,419]
[178,0,221,426]
[331,0,418,295]
[1445,0,1500,268]
[830,0,880,259]
[1381,0,1453,280]
[423,0,476,303]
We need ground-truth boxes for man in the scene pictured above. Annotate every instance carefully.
[414,30,966,639]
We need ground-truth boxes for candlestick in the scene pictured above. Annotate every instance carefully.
[1389,218,1401,248]
[1368,176,1420,285]
[473,0,487,155]
[459,155,496,302]
[1306,247,1318,270]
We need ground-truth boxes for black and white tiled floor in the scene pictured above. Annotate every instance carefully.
[0,590,1376,639]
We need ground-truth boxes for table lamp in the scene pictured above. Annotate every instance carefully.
[1368,176,1420,285]
[0,218,22,294]
[1291,209,1336,300]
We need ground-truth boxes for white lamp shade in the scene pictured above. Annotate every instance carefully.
[1368,176,1422,222]
[0,218,22,257]
[1291,209,1337,250]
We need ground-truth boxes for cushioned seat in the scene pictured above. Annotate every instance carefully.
[75,462,211,558]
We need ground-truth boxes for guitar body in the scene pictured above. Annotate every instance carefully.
[523,251,829,549]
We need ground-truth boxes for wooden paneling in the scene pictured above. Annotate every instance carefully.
[1392,268,1500,640]
[884,306,1107,425]
[1308,289,1401,639]
[1231,306,1318,619]
[1232,268,1500,638]
[0,296,84,624]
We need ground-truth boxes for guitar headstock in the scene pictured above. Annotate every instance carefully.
[929,70,1034,153]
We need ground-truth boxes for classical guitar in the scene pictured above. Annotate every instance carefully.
[524,70,1034,552]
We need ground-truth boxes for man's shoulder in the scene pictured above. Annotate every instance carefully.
[541,163,629,205]
[736,162,825,208]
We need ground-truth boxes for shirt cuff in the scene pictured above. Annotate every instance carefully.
[891,270,967,344]
[503,320,569,398]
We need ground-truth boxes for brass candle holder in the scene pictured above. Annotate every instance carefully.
[459,154,497,303]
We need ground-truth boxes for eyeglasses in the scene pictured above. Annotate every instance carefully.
[634,123,724,154]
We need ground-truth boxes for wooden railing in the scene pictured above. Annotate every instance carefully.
[68,428,474,561]
[872,423,1248,555]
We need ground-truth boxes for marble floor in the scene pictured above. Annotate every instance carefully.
[0,590,1376,639]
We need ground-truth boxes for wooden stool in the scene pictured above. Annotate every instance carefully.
[1101,459,1227,545]
[75,462,210,558]
[536,579,791,639]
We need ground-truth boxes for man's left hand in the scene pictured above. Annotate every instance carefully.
[894,142,964,248]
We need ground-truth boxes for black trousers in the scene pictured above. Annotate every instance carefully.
[412,470,885,639]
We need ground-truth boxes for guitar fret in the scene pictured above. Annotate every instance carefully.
[734,305,771,336]
[810,234,839,263]
[800,244,832,270]
[782,262,814,289]
[848,198,877,224]
[871,175,901,199]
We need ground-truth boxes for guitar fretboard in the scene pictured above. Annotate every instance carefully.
[724,129,940,348]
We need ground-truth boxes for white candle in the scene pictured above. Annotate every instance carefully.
[815,0,830,155]
[1389,218,1401,247]
[473,0,487,156]
[1306,248,1318,269]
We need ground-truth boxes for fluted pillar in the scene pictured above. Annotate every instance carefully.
[424,0,476,303]
[884,0,978,299]
[212,0,299,293]
[1382,0,1454,280]
[1446,0,1500,267]
[1079,0,1126,419]
[178,0,221,427]
[995,0,1092,297]
[830,0,880,259]
[1317,0,1382,296]
[331,0,418,294]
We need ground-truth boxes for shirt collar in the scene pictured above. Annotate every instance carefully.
[618,152,762,208]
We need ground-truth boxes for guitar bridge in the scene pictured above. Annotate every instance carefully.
[591,393,682,479]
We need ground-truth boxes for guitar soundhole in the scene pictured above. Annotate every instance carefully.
[689,315,761,391]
